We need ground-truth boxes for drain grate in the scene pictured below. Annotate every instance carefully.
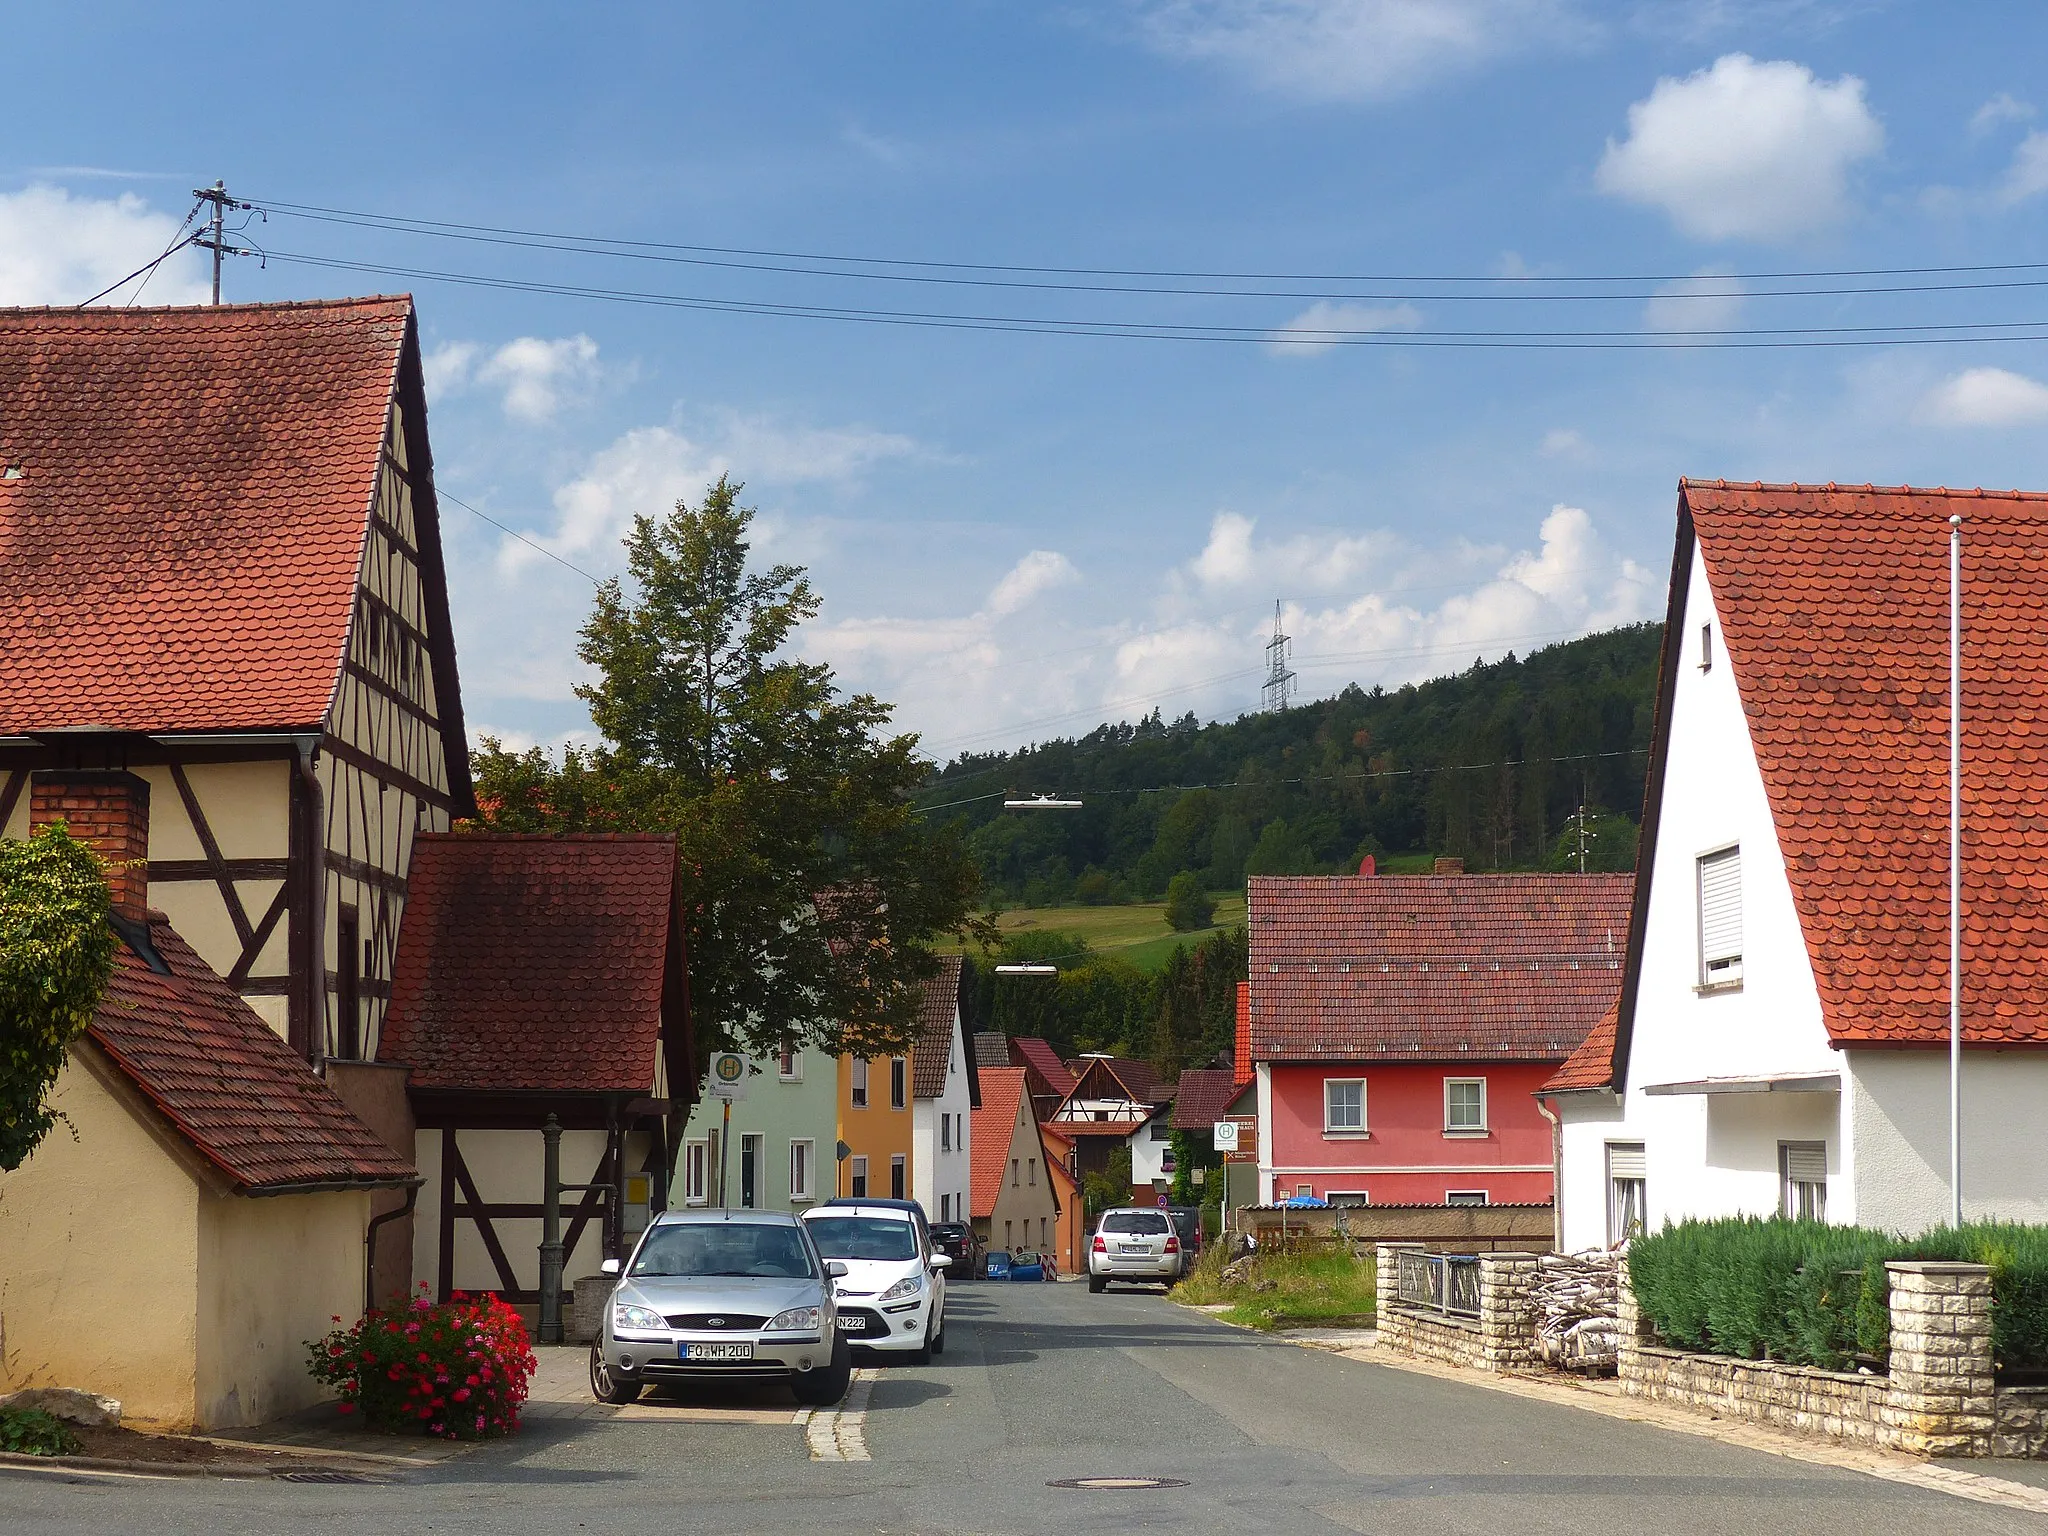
[274,1470,384,1484]
[1048,1476,1190,1490]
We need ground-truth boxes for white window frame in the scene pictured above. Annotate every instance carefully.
[1697,844,1743,989]
[1699,621,1713,672]
[1780,1141,1828,1222]
[1295,1182,1315,1199]
[682,1139,708,1206]
[789,1139,814,1203]
[851,1057,869,1107]
[1325,1190,1370,1206]
[890,1057,908,1110]
[1607,1142,1647,1247]
[1323,1077,1366,1134]
[1445,1190,1490,1206]
[1444,1077,1488,1135]
[778,1047,802,1082]
[850,1154,869,1198]
[941,1113,952,1152]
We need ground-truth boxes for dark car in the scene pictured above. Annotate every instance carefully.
[1167,1206,1202,1274]
[929,1221,981,1278]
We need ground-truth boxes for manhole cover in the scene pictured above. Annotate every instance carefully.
[274,1470,383,1484]
[1048,1477,1190,1490]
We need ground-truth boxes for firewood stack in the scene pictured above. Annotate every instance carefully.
[1531,1251,1620,1373]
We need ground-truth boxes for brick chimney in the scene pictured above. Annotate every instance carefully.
[1433,856,1465,875]
[29,771,151,921]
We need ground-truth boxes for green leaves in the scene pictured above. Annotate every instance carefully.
[0,826,117,1171]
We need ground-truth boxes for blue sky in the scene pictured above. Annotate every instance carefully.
[9,2,2048,761]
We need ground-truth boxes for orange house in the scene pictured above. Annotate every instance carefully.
[837,1046,913,1202]
[1039,1123,1085,1277]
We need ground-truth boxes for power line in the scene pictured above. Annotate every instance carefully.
[77,197,204,306]
[434,485,607,586]
[256,250,2048,352]
[245,196,2048,288]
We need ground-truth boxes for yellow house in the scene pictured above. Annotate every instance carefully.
[0,773,415,1430]
[837,1045,914,1202]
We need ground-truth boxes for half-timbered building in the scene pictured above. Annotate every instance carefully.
[0,298,473,1065]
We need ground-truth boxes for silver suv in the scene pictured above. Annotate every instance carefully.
[1087,1207,1183,1292]
[591,1210,852,1406]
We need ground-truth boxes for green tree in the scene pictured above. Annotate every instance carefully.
[1244,818,1318,876]
[476,476,990,1072]
[1162,871,1215,932]
[1084,1144,1134,1220]
[1,827,117,1170]
[1152,944,1203,1079]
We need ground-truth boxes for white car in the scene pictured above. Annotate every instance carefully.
[802,1202,949,1362]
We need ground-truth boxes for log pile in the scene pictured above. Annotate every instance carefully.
[1532,1251,1620,1373]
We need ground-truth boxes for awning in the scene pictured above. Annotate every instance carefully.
[1641,1072,1840,1097]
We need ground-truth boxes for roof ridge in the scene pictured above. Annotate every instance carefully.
[1681,477,2048,502]
[0,295,415,319]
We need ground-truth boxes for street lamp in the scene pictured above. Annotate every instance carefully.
[1003,794,1083,809]
[994,963,1059,976]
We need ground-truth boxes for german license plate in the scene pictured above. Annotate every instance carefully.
[1120,1243,1145,1254]
[682,1341,754,1361]
[837,1315,867,1332]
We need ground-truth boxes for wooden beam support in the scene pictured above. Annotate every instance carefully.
[326,849,410,896]
[321,732,453,813]
[0,769,25,833]
[229,885,291,985]
[167,763,254,949]
[342,659,440,731]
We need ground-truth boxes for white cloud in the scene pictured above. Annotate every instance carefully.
[1972,92,2035,137]
[515,412,917,572]
[429,334,601,421]
[1129,0,1584,103]
[1187,510,1394,591]
[0,184,208,306]
[1265,300,1423,355]
[1595,53,1883,241]
[1642,269,1746,333]
[1997,131,2048,206]
[1918,367,2048,428]
[1540,427,1592,459]
[988,550,1080,616]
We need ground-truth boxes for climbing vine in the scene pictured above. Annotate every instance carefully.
[0,826,117,1171]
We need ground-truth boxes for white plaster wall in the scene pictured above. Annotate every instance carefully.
[912,1017,973,1223]
[1255,1063,1275,1204]
[1848,1050,2048,1232]
[1559,541,1848,1239]
[1129,1117,1172,1188]
[1556,1094,1626,1251]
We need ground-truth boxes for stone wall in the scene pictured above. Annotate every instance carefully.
[1375,1246,1541,1373]
[1623,1346,1888,1444]
[1996,1387,2048,1459]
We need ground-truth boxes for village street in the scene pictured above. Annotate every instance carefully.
[5,1281,2045,1535]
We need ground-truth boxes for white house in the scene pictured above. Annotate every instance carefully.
[1126,1107,1176,1197]
[910,957,979,1225]
[1546,481,2048,1251]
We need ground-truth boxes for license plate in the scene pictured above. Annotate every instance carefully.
[837,1315,867,1332]
[682,1341,754,1361]
[1120,1244,1145,1254]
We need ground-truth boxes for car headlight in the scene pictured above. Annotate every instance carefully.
[765,1306,822,1332]
[878,1274,924,1304]
[613,1302,666,1331]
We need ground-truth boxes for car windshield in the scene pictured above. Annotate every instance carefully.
[1102,1212,1170,1235]
[629,1222,815,1279]
[806,1216,920,1262]
[930,1224,968,1240]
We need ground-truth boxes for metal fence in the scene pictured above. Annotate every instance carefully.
[1395,1250,1482,1318]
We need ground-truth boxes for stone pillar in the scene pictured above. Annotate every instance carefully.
[1376,1244,1423,1353]
[1615,1254,1648,1387]
[1478,1252,1542,1371]
[1883,1260,1995,1457]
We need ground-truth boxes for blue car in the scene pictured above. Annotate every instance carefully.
[1009,1252,1045,1282]
[984,1249,1013,1280]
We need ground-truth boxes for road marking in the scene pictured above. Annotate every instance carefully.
[803,1368,879,1462]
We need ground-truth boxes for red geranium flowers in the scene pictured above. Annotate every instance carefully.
[306,1286,537,1440]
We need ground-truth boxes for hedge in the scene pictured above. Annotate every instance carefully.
[1628,1217,2048,1373]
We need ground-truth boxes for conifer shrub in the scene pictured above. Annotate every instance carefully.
[1629,1217,2048,1372]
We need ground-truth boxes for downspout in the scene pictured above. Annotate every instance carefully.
[294,740,327,1065]
[365,1183,420,1314]
[1535,1095,1563,1253]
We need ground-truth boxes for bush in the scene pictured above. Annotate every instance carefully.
[307,1288,537,1439]
[0,1406,80,1457]
[1630,1217,2048,1372]
[1163,872,1214,933]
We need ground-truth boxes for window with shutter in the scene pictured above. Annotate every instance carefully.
[1697,846,1743,986]
[1607,1142,1646,1246]
[1780,1141,1827,1221]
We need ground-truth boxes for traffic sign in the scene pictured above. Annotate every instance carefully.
[708,1051,749,1102]
[1212,1120,1240,1152]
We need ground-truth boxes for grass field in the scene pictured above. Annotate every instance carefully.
[1172,1245,1378,1330]
[938,894,1246,972]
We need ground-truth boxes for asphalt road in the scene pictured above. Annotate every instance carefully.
[6,1279,2044,1534]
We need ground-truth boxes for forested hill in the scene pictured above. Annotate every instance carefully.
[922,623,1663,905]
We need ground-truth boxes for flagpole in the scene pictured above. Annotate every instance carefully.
[1950,512,1964,1228]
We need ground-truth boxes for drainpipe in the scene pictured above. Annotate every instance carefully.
[365,1183,420,1314]
[1535,1095,1562,1253]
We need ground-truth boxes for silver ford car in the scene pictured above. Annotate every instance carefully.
[590,1210,852,1406]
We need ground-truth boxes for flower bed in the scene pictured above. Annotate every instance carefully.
[307,1288,537,1439]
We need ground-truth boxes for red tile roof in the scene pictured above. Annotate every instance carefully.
[91,916,415,1193]
[1681,481,2048,1047]
[1170,1068,1239,1131]
[1248,873,1632,1062]
[380,834,680,1093]
[972,1067,1029,1219]
[1068,1055,1169,1104]
[911,956,964,1100]
[1009,1036,1076,1095]
[1541,1002,1619,1093]
[0,299,435,736]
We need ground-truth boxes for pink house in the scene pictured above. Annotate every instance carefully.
[1248,865,1632,1207]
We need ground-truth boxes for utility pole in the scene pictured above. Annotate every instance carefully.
[191,181,255,304]
[1261,600,1297,713]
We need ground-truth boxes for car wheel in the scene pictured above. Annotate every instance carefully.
[931,1315,946,1356]
[589,1345,641,1405]
[794,1334,852,1406]
[1088,1274,1107,1294]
